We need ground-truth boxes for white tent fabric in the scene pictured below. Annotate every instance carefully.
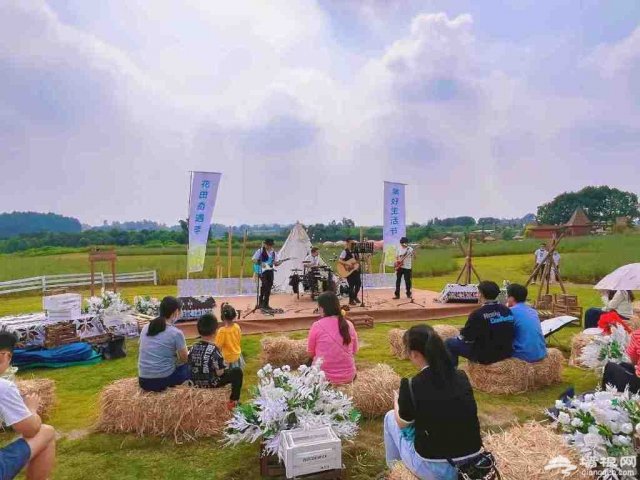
[274,223,325,293]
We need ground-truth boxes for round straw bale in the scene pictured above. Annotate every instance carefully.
[96,378,231,442]
[531,348,564,388]
[432,324,460,340]
[260,336,309,368]
[387,462,418,480]
[340,364,400,418]
[388,329,408,359]
[467,358,532,394]
[15,378,56,420]
[484,422,587,480]
[569,332,596,367]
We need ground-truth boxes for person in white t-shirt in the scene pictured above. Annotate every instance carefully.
[0,332,56,480]
[552,251,561,282]
[394,237,414,299]
[532,243,547,284]
[303,247,321,268]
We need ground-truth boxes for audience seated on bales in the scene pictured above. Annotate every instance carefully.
[384,325,483,479]
[189,313,244,410]
[602,328,640,394]
[215,303,245,369]
[445,281,515,367]
[307,292,359,385]
[506,283,547,363]
[138,296,190,392]
[584,290,635,329]
[0,332,56,480]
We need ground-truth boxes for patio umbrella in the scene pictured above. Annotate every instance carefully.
[594,263,640,291]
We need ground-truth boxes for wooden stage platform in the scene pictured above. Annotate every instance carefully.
[175,288,475,338]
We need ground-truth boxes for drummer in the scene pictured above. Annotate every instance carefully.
[304,247,322,268]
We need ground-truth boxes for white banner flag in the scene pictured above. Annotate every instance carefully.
[383,181,407,267]
[187,171,222,273]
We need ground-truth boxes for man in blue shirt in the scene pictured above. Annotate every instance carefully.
[506,284,547,362]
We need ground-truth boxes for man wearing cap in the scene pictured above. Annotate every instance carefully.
[338,238,361,305]
[393,237,414,300]
[252,239,284,310]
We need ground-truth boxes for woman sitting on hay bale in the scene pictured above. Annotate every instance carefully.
[384,325,483,479]
[138,296,190,392]
[188,313,243,410]
[307,292,359,385]
[601,327,640,394]
[584,290,635,329]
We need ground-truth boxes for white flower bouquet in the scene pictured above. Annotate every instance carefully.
[83,290,131,316]
[133,295,160,316]
[579,325,630,371]
[224,361,361,457]
[554,387,640,460]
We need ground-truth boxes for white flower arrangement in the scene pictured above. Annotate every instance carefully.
[133,295,160,316]
[579,325,630,371]
[83,290,131,316]
[554,387,640,460]
[224,360,361,457]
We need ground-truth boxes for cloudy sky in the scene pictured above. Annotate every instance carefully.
[1,1,639,226]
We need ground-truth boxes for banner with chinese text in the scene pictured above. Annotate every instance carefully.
[383,181,406,267]
[187,172,221,273]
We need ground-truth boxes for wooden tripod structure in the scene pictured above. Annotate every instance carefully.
[455,236,481,285]
[525,230,567,303]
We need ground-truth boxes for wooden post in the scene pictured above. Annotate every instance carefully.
[227,227,233,278]
[359,227,364,242]
[216,246,221,279]
[90,260,95,297]
[111,258,117,292]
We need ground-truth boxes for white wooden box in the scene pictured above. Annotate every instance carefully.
[279,426,341,479]
[43,294,82,312]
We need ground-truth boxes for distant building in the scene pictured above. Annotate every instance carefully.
[528,207,592,239]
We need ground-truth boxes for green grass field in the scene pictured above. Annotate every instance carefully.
[0,251,614,479]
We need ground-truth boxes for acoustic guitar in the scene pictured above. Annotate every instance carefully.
[335,258,360,278]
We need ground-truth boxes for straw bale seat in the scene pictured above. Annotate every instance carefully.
[260,336,309,368]
[96,378,231,442]
[15,378,56,420]
[388,325,460,360]
[339,364,400,418]
[569,332,598,367]
[387,422,586,480]
[466,349,564,394]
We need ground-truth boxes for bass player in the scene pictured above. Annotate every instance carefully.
[338,238,361,306]
[394,237,414,300]
[252,239,285,310]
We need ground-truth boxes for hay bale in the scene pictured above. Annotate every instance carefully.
[569,332,596,367]
[467,349,563,395]
[467,358,531,394]
[260,336,308,368]
[387,462,418,480]
[531,348,564,388]
[97,378,231,442]
[341,364,400,418]
[388,329,408,359]
[433,324,460,340]
[15,378,56,420]
[484,422,587,480]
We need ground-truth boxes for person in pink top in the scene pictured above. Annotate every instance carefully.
[307,292,359,385]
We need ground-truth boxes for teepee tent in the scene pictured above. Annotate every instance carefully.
[273,223,325,293]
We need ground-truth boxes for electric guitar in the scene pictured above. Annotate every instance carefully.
[394,247,416,271]
[253,257,293,275]
[335,258,360,278]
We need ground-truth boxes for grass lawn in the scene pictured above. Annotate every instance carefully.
[0,252,611,479]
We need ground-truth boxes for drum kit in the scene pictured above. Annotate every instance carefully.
[288,261,349,301]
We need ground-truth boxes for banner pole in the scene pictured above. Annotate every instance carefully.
[239,229,248,291]
[227,227,233,278]
[186,171,194,279]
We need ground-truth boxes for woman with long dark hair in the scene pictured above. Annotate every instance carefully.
[138,296,190,392]
[584,290,636,329]
[307,291,359,384]
[384,324,483,479]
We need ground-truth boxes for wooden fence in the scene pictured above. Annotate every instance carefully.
[0,271,157,296]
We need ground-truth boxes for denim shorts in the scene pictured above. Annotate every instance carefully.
[0,438,30,480]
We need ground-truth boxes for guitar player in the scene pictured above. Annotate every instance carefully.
[338,238,361,306]
[394,237,414,300]
[252,239,285,310]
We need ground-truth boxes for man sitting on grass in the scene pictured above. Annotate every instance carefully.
[445,281,515,367]
[0,332,56,480]
[188,314,243,410]
[506,283,547,363]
